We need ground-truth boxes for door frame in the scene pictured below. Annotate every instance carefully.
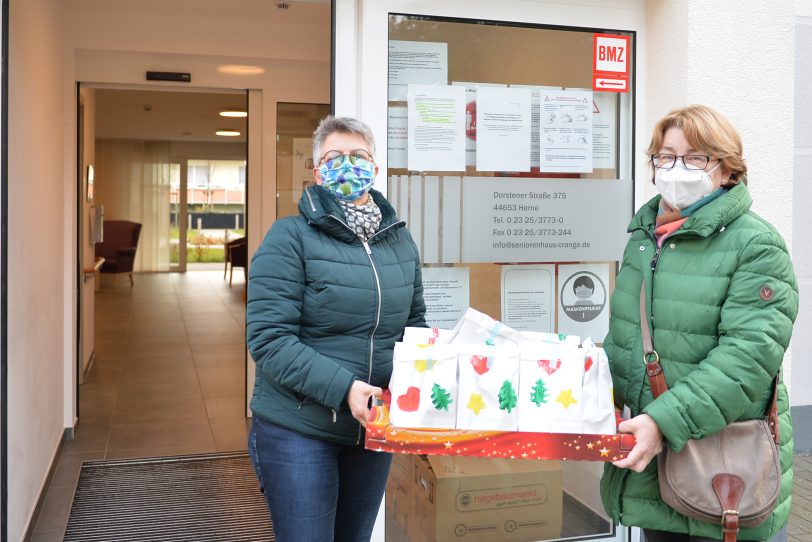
[331,2,645,540]
[73,83,252,426]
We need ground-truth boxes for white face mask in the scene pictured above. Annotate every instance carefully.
[655,161,721,210]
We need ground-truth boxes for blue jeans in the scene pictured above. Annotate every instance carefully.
[248,415,393,542]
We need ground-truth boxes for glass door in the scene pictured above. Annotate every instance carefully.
[334,2,645,542]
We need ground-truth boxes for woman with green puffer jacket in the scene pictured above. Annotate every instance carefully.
[246,116,426,542]
[600,105,798,542]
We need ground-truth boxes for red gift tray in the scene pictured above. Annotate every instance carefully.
[364,392,634,462]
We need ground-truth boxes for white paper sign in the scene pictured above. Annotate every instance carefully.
[593,93,617,170]
[388,40,448,101]
[407,85,466,172]
[501,265,555,332]
[540,89,594,173]
[476,86,532,172]
[557,263,610,340]
[387,107,408,169]
[421,267,470,329]
[451,82,507,166]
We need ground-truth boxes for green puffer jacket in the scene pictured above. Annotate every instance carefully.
[600,183,798,540]
[246,186,426,445]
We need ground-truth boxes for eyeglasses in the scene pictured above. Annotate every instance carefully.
[319,149,374,166]
[651,153,713,170]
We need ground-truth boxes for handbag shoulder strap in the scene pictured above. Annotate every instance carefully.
[640,282,669,398]
[639,282,780,444]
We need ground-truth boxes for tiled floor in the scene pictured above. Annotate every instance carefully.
[29,270,249,541]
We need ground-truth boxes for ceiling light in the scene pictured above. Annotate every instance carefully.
[219,109,248,118]
[217,65,265,76]
[216,130,241,137]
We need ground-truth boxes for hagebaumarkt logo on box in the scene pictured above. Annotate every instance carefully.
[455,485,549,512]
[560,271,606,323]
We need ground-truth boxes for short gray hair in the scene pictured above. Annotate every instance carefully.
[312,116,376,164]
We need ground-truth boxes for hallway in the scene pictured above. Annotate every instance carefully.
[30,270,249,541]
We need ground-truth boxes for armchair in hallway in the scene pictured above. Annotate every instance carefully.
[95,220,142,286]
[225,237,247,286]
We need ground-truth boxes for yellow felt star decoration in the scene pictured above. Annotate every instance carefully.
[599,447,610,457]
[413,359,428,373]
[555,389,578,408]
[467,393,486,415]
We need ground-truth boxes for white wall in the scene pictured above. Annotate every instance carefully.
[8,1,67,540]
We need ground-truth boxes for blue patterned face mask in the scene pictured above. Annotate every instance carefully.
[317,153,376,201]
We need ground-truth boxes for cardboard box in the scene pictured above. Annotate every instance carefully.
[410,455,563,542]
[386,454,415,533]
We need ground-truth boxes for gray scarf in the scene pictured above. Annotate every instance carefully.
[338,197,383,242]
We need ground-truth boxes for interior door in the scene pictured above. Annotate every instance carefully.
[334,1,645,541]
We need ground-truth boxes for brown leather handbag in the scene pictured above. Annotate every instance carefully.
[639,284,781,542]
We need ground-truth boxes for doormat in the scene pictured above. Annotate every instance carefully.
[64,451,275,541]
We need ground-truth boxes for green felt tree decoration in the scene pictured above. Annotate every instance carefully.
[498,380,518,413]
[431,383,453,411]
[530,378,549,406]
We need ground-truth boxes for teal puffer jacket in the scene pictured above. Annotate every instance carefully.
[600,183,798,540]
[246,186,426,445]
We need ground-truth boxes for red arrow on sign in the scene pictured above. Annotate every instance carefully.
[593,75,628,93]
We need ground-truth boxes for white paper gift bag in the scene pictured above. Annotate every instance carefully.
[517,342,585,434]
[581,338,617,435]
[402,326,451,345]
[388,343,458,429]
[456,345,520,431]
[447,308,525,347]
[520,330,582,347]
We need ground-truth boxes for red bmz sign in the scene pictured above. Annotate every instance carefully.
[593,33,630,93]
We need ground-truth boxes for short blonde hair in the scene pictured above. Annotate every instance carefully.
[647,105,747,185]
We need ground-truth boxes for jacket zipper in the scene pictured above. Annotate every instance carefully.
[321,214,404,442]
[360,240,383,444]
[650,245,662,272]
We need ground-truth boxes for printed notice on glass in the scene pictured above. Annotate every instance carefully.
[387,107,408,169]
[407,84,466,172]
[460,176,630,263]
[476,86,532,172]
[557,263,610,341]
[510,85,560,169]
[388,40,448,101]
[292,138,314,198]
[501,265,555,332]
[452,82,508,166]
[421,267,469,328]
[540,89,594,173]
[593,93,617,169]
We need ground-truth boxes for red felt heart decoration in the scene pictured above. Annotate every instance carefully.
[470,355,491,375]
[396,386,421,412]
[538,358,562,375]
[584,356,593,372]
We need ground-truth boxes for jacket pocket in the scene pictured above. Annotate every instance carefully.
[600,463,629,523]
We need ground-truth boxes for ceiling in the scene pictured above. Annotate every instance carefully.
[94,88,249,143]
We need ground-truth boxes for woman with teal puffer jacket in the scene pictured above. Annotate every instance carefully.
[600,105,798,542]
[246,116,426,542]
